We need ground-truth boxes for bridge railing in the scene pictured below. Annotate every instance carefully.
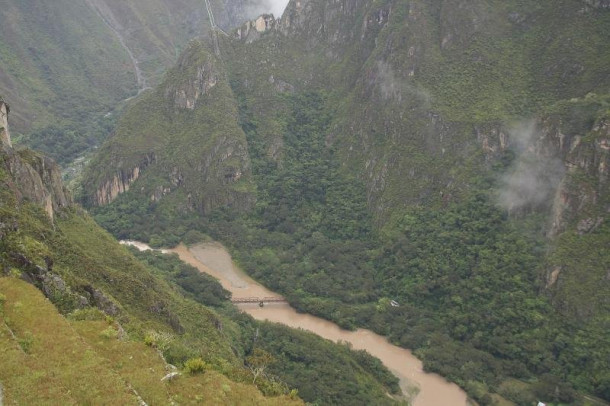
[231,296,286,304]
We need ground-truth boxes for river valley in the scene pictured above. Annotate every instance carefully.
[123,240,469,406]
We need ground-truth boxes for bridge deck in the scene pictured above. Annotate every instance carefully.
[231,296,286,304]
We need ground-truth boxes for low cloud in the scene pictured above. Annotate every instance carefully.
[376,61,430,105]
[498,121,565,212]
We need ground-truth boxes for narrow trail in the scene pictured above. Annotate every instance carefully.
[84,0,149,94]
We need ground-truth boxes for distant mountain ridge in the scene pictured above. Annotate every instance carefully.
[0,0,276,164]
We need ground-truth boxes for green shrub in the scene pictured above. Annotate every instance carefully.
[143,330,174,352]
[143,334,155,347]
[183,230,210,246]
[100,326,118,339]
[68,307,105,321]
[184,357,208,375]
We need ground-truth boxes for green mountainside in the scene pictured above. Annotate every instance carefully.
[0,277,300,405]
[0,0,277,169]
[0,102,402,404]
[82,0,610,403]
[82,41,255,219]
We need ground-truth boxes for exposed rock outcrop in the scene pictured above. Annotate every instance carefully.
[0,99,11,149]
[94,153,155,206]
[4,151,72,220]
[549,115,610,234]
[10,252,87,311]
[165,48,220,109]
[235,14,277,42]
[478,107,609,235]
[83,285,120,316]
[0,102,72,220]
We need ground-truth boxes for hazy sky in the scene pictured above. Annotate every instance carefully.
[245,0,289,19]
[269,0,290,16]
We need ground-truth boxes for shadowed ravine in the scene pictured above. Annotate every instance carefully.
[119,241,468,406]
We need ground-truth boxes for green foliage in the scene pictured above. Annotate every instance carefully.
[79,0,610,403]
[184,357,208,374]
[249,322,401,405]
[182,230,210,246]
[0,278,301,405]
[83,41,254,220]
[0,148,304,404]
[67,307,106,321]
[17,330,34,353]
[19,119,115,167]
[246,348,275,384]
[131,248,231,307]
[0,0,225,136]
[142,330,174,353]
[100,326,118,339]
[205,178,597,402]
[88,86,606,402]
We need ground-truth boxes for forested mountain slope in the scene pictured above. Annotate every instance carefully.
[0,0,277,167]
[83,0,610,404]
[0,99,401,405]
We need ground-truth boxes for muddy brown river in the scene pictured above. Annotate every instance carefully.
[123,240,468,406]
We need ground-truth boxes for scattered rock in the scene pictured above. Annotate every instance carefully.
[83,285,120,316]
[546,267,562,288]
[116,322,128,341]
[161,372,180,382]
[576,217,603,234]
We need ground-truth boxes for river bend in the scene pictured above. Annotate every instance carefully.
[122,240,468,406]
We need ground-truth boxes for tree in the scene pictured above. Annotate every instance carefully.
[246,348,275,384]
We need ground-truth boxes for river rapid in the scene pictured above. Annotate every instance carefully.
[122,240,468,406]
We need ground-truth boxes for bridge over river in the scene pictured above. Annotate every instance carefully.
[231,296,287,306]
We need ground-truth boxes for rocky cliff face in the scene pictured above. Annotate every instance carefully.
[165,49,221,109]
[5,151,72,220]
[0,103,72,220]
[235,14,278,42]
[1,100,11,149]
[546,114,609,235]
[94,153,156,205]
[474,98,609,237]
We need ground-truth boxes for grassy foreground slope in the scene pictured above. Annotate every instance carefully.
[0,278,299,405]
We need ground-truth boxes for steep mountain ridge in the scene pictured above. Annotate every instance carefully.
[82,0,610,403]
[0,0,278,173]
[83,41,254,216]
